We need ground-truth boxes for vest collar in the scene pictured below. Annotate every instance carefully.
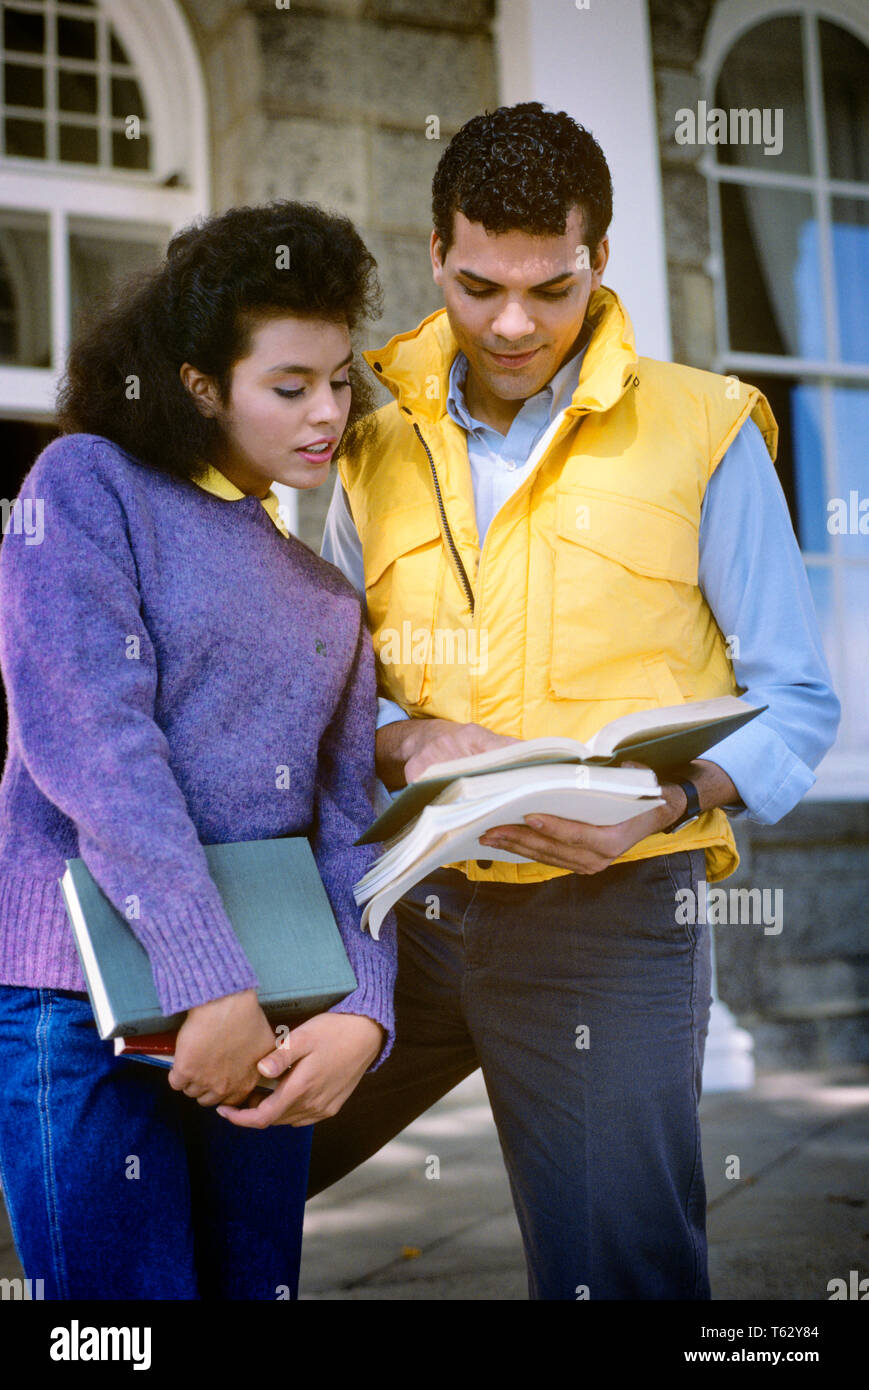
[363,285,640,426]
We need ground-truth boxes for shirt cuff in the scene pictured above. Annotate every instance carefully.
[376,696,410,731]
[700,718,817,825]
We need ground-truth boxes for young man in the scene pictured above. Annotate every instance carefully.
[304,103,839,1299]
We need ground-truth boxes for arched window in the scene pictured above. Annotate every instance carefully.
[0,0,208,414]
[2,0,151,170]
[702,1,869,790]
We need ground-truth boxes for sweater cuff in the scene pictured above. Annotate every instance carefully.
[144,894,260,1017]
[328,945,397,1068]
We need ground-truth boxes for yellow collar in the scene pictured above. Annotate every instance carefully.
[193,464,290,538]
[362,285,640,425]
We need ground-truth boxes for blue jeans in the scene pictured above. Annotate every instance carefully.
[0,985,312,1300]
[308,850,712,1300]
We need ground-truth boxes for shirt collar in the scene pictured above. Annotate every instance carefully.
[193,464,291,539]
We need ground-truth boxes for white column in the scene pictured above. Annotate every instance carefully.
[703,925,755,1091]
[495,0,672,361]
[270,481,299,536]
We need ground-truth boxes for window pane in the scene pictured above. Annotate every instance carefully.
[111,129,150,170]
[0,212,51,367]
[832,198,869,365]
[820,20,869,184]
[111,76,146,120]
[69,222,166,334]
[746,375,827,552]
[58,68,98,115]
[715,16,809,175]
[720,184,825,358]
[5,117,45,158]
[830,386,869,558]
[4,62,45,109]
[110,33,131,66]
[56,17,97,62]
[4,9,45,55]
[59,123,99,163]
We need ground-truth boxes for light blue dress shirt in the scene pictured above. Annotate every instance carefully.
[322,349,840,824]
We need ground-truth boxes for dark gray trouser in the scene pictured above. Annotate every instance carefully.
[308,849,713,1301]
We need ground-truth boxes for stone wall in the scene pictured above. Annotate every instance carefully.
[182,0,497,550]
[723,805,869,1068]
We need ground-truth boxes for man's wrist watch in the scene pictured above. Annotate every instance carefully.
[663,778,702,834]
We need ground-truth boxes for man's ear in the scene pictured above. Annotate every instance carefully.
[180,362,220,417]
[430,229,445,286]
[591,236,610,290]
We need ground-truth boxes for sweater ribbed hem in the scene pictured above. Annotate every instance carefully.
[329,948,397,1068]
[0,870,81,986]
[0,869,259,1017]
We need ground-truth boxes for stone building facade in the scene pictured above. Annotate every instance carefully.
[179,0,498,547]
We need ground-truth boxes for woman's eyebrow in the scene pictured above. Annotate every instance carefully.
[265,352,354,375]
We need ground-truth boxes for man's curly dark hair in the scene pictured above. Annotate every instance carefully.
[432,102,613,258]
[57,200,382,482]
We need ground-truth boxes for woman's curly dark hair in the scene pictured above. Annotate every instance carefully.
[56,200,382,481]
[432,102,613,258]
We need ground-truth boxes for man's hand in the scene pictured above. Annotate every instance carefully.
[168,988,277,1107]
[477,758,740,876]
[215,1013,386,1129]
[376,717,519,789]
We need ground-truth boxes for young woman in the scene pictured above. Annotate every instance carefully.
[0,201,396,1300]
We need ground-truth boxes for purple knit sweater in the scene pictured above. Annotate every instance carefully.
[0,434,396,1058]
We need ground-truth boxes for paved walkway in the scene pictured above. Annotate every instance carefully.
[2,1067,866,1300]
[299,1066,869,1299]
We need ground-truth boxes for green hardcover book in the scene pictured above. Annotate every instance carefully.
[59,837,357,1039]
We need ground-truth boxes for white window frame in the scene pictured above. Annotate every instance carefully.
[701,0,869,799]
[0,0,209,416]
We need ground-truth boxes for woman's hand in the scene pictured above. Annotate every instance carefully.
[168,988,277,1107]
[215,1012,386,1129]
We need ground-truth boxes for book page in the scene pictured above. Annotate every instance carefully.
[586,695,751,758]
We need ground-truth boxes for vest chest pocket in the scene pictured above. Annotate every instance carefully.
[362,507,444,707]
[548,488,700,700]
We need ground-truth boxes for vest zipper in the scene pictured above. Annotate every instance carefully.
[413,421,475,616]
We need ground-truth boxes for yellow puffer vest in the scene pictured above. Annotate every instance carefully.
[340,287,777,884]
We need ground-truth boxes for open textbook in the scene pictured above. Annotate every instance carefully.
[355,696,766,940]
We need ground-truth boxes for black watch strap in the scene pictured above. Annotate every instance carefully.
[663,778,702,834]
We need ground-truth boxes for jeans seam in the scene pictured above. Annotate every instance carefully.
[35,989,69,1298]
[458,879,482,963]
[661,852,706,1297]
[662,851,697,947]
